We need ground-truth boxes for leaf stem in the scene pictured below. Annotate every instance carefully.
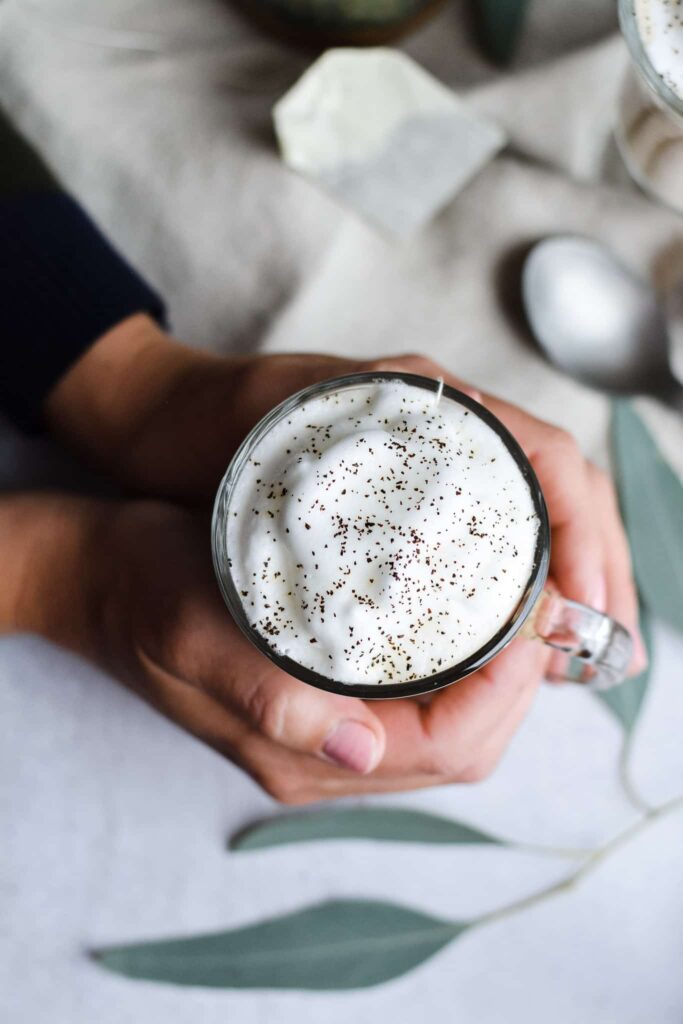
[471,793,683,933]
[473,875,575,929]
[508,840,592,860]
[618,735,655,815]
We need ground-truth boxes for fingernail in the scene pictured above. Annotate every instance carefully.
[322,721,379,774]
[589,576,607,613]
[631,631,648,674]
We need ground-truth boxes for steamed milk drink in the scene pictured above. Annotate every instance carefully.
[635,0,683,98]
[618,0,683,211]
[227,380,539,686]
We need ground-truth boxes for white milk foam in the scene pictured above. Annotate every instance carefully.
[636,0,683,99]
[227,380,540,685]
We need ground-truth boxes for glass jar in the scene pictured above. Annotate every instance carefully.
[212,372,633,698]
[616,0,683,214]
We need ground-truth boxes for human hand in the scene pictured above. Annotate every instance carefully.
[45,325,646,673]
[44,316,472,502]
[93,380,638,794]
[77,499,558,801]
[3,352,645,803]
[44,314,356,502]
[1,492,546,800]
[43,310,647,661]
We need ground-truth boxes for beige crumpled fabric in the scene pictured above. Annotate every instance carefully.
[1,4,682,1023]
[1,0,681,469]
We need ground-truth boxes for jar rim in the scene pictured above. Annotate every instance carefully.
[619,0,683,120]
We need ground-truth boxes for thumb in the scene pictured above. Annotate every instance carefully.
[213,664,386,774]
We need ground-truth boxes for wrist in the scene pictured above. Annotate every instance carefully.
[45,314,362,502]
[0,493,111,661]
[44,314,221,488]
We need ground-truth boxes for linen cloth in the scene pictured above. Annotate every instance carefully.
[1,2,682,1021]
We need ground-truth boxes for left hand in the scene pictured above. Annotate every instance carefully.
[45,314,355,501]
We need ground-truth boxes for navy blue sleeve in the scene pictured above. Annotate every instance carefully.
[0,191,166,432]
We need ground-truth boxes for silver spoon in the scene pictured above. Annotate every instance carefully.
[522,235,679,400]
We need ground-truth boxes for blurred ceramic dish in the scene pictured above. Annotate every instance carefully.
[230,0,445,46]
[522,235,670,393]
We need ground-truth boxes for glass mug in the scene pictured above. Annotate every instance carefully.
[615,0,683,215]
[212,373,633,700]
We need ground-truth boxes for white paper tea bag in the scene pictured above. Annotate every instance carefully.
[273,48,506,238]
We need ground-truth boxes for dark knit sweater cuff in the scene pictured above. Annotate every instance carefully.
[0,192,166,432]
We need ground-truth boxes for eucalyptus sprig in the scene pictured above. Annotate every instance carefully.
[94,402,683,992]
[94,793,683,991]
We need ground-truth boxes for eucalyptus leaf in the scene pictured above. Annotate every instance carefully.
[94,899,466,990]
[474,0,529,65]
[594,604,652,733]
[611,402,683,633]
[231,807,501,851]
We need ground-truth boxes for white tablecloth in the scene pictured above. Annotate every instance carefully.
[1,1,683,1020]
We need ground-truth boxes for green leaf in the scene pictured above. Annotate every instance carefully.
[230,807,501,851]
[611,401,683,633]
[594,604,652,733]
[93,899,466,990]
[473,0,529,65]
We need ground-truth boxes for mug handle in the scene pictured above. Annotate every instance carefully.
[520,589,634,690]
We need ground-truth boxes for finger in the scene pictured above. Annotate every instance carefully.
[352,359,605,605]
[198,623,386,773]
[432,379,606,607]
[370,636,549,779]
[221,666,386,775]
[470,396,606,609]
[587,464,646,675]
[298,657,543,795]
[134,645,391,803]
[419,636,548,769]
[531,437,605,608]
[362,359,597,602]
[456,664,542,781]
[236,666,542,803]
[154,558,388,775]
[196,647,543,804]
[132,645,257,774]
[139,522,388,775]
[132,657,346,804]
[358,355,482,402]
[447,388,606,606]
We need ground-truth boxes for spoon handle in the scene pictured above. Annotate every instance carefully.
[661,381,683,415]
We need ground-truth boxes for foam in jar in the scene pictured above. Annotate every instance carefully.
[226,379,540,685]
[635,0,683,99]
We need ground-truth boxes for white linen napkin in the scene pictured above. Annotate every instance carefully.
[1,4,682,1022]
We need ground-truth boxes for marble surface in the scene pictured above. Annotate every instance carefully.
[1,0,682,1019]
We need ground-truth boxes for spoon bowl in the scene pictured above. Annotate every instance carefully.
[522,235,671,394]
